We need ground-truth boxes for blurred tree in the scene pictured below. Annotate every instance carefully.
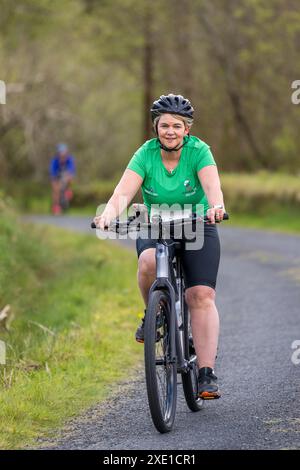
[143,0,154,141]
[0,0,299,185]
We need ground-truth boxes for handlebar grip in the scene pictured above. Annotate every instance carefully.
[91,222,110,230]
[204,212,229,223]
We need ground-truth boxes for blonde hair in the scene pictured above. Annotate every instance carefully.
[153,114,193,135]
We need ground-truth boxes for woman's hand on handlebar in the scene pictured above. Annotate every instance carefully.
[206,205,226,224]
[93,206,116,231]
[93,214,109,231]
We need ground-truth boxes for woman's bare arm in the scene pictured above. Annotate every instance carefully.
[94,169,143,229]
[198,165,225,222]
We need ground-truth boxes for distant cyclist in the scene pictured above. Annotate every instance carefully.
[49,143,76,215]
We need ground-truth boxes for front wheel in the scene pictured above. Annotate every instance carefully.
[181,300,204,412]
[144,290,177,433]
[59,188,70,211]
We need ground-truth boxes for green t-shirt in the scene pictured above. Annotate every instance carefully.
[127,135,216,215]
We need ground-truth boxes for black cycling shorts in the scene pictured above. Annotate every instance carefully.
[136,223,220,290]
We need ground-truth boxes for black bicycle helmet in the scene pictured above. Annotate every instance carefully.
[151,93,194,122]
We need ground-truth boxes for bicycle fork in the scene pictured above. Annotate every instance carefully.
[148,242,190,374]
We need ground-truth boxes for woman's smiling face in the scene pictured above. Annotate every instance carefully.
[157,114,189,150]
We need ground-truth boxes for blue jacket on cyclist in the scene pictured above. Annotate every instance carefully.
[49,143,76,180]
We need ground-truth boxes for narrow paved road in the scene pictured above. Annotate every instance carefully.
[27,216,300,450]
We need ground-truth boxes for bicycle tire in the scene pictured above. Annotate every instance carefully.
[144,290,177,433]
[181,300,204,412]
[59,190,69,211]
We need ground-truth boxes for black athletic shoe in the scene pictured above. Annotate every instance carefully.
[198,367,221,399]
[135,316,146,343]
[135,310,162,344]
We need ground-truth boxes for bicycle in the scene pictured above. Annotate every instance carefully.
[51,171,73,215]
[59,171,73,211]
[91,209,229,433]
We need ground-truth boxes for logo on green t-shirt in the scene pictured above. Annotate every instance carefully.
[183,179,196,196]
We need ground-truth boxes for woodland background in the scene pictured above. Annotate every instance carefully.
[1,0,299,188]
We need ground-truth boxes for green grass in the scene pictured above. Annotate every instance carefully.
[221,171,300,207]
[226,205,300,235]
[219,171,300,235]
[0,199,144,449]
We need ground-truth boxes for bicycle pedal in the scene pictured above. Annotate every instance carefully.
[199,391,221,400]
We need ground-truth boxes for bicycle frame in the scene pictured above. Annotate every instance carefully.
[148,239,190,374]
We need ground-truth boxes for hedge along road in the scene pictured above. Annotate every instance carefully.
[27,215,300,450]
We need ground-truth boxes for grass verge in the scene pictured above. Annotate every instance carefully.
[226,205,300,235]
[0,200,143,449]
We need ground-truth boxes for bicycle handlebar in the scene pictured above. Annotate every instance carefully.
[90,212,229,231]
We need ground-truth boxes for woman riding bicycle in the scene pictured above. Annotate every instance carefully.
[94,94,226,399]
